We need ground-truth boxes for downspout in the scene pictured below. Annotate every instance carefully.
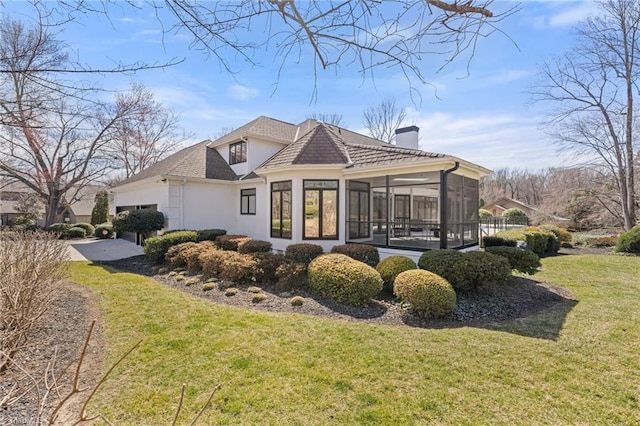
[385,175,390,247]
[439,162,459,249]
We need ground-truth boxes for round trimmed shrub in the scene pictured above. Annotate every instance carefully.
[615,225,640,254]
[308,254,383,306]
[418,249,466,288]
[462,251,512,289]
[238,239,272,254]
[479,209,493,220]
[485,246,541,275]
[215,234,250,251]
[285,243,324,265]
[376,255,417,292]
[94,223,114,239]
[73,222,95,237]
[502,207,529,225]
[67,226,86,239]
[393,269,456,319]
[144,230,198,263]
[330,244,380,268]
[196,228,227,242]
[48,223,72,238]
[165,241,199,268]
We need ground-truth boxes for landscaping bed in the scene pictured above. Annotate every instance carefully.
[98,255,576,328]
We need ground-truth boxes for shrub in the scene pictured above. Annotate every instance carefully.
[419,249,511,291]
[482,236,517,248]
[143,230,198,264]
[225,288,239,296]
[48,223,71,238]
[91,189,109,225]
[285,243,324,265]
[12,216,37,231]
[219,251,258,284]
[376,255,417,292]
[94,223,114,239]
[615,225,640,254]
[252,293,268,303]
[502,207,529,225]
[478,209,493,220]
[67,226,86,239]
[485,246,541,275]
[185,277,200,286]
[73,222,95,237]
[113,209,164,238]
[539,224,572,245]
[196,228,227,242]
[330,244,380,268]
[202,282,216,291]
[253,252,285,284]
[239,239,272,254]
[199,246,229,277]
[175,274,185,282]
[418,249,466,288]
[216,234,250,251]
[587,236,618,247]
[308,254,383,306]
[290,296,305,306]
[247,286,262,293]
[462,251,512,289]
[165,242,198,268]
[393,269,456,319]
[496,229,558,256]
[275,262,308,292]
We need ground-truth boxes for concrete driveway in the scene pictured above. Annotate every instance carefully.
[66,238,144,261]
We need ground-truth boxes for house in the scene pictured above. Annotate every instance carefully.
[111,116,491,258]
[0,181,109,227]
[483,197,569,223]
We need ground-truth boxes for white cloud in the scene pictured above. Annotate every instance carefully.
[227,84,259,101]
[548,1,596,27]
[403,111,578,170]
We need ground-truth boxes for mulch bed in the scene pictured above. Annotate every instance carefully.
[96,254,579,329]
[4,246,608,421]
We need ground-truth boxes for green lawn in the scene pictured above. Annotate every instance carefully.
[69,254,640,425]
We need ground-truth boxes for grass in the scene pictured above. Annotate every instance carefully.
[68,254,640,425]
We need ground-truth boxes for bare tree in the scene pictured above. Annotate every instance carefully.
[105,83,192,179]
[307,112,345,127]
[362,97,407,143]
[531,0,640,230]
[60,1,517,96]
[0,18,158,226]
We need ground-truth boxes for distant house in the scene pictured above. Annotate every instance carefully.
[0,182,109,227]
[483,197,569,223]
[111,116,491,258]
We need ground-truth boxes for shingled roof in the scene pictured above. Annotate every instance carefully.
[257,122,444,171]
[209,116,301,147]
[115,140,237,186]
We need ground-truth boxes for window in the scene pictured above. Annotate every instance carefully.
[348,181,370,239]
[304,180,338,240]
[229,141,247,164]
[271,181,292,239]
[241,188,256,215]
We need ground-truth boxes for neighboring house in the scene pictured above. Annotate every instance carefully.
[111,116,491,258]
[0,181,110,227]
[483,197,569,223]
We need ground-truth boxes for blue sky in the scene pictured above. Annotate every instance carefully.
[1,1,598,171]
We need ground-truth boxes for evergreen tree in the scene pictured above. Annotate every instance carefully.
[91,190,109,225]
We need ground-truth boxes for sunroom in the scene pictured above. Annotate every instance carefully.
[344,168,480,251]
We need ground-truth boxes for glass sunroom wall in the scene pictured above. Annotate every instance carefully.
[347,172,442,249]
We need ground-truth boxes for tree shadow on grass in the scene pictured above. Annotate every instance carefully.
[401,276,579,341]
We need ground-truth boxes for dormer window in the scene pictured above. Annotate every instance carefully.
[229,141,247,165]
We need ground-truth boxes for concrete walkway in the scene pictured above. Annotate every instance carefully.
[66,238,144,261]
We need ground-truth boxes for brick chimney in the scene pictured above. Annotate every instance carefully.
[395,125,419,149]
